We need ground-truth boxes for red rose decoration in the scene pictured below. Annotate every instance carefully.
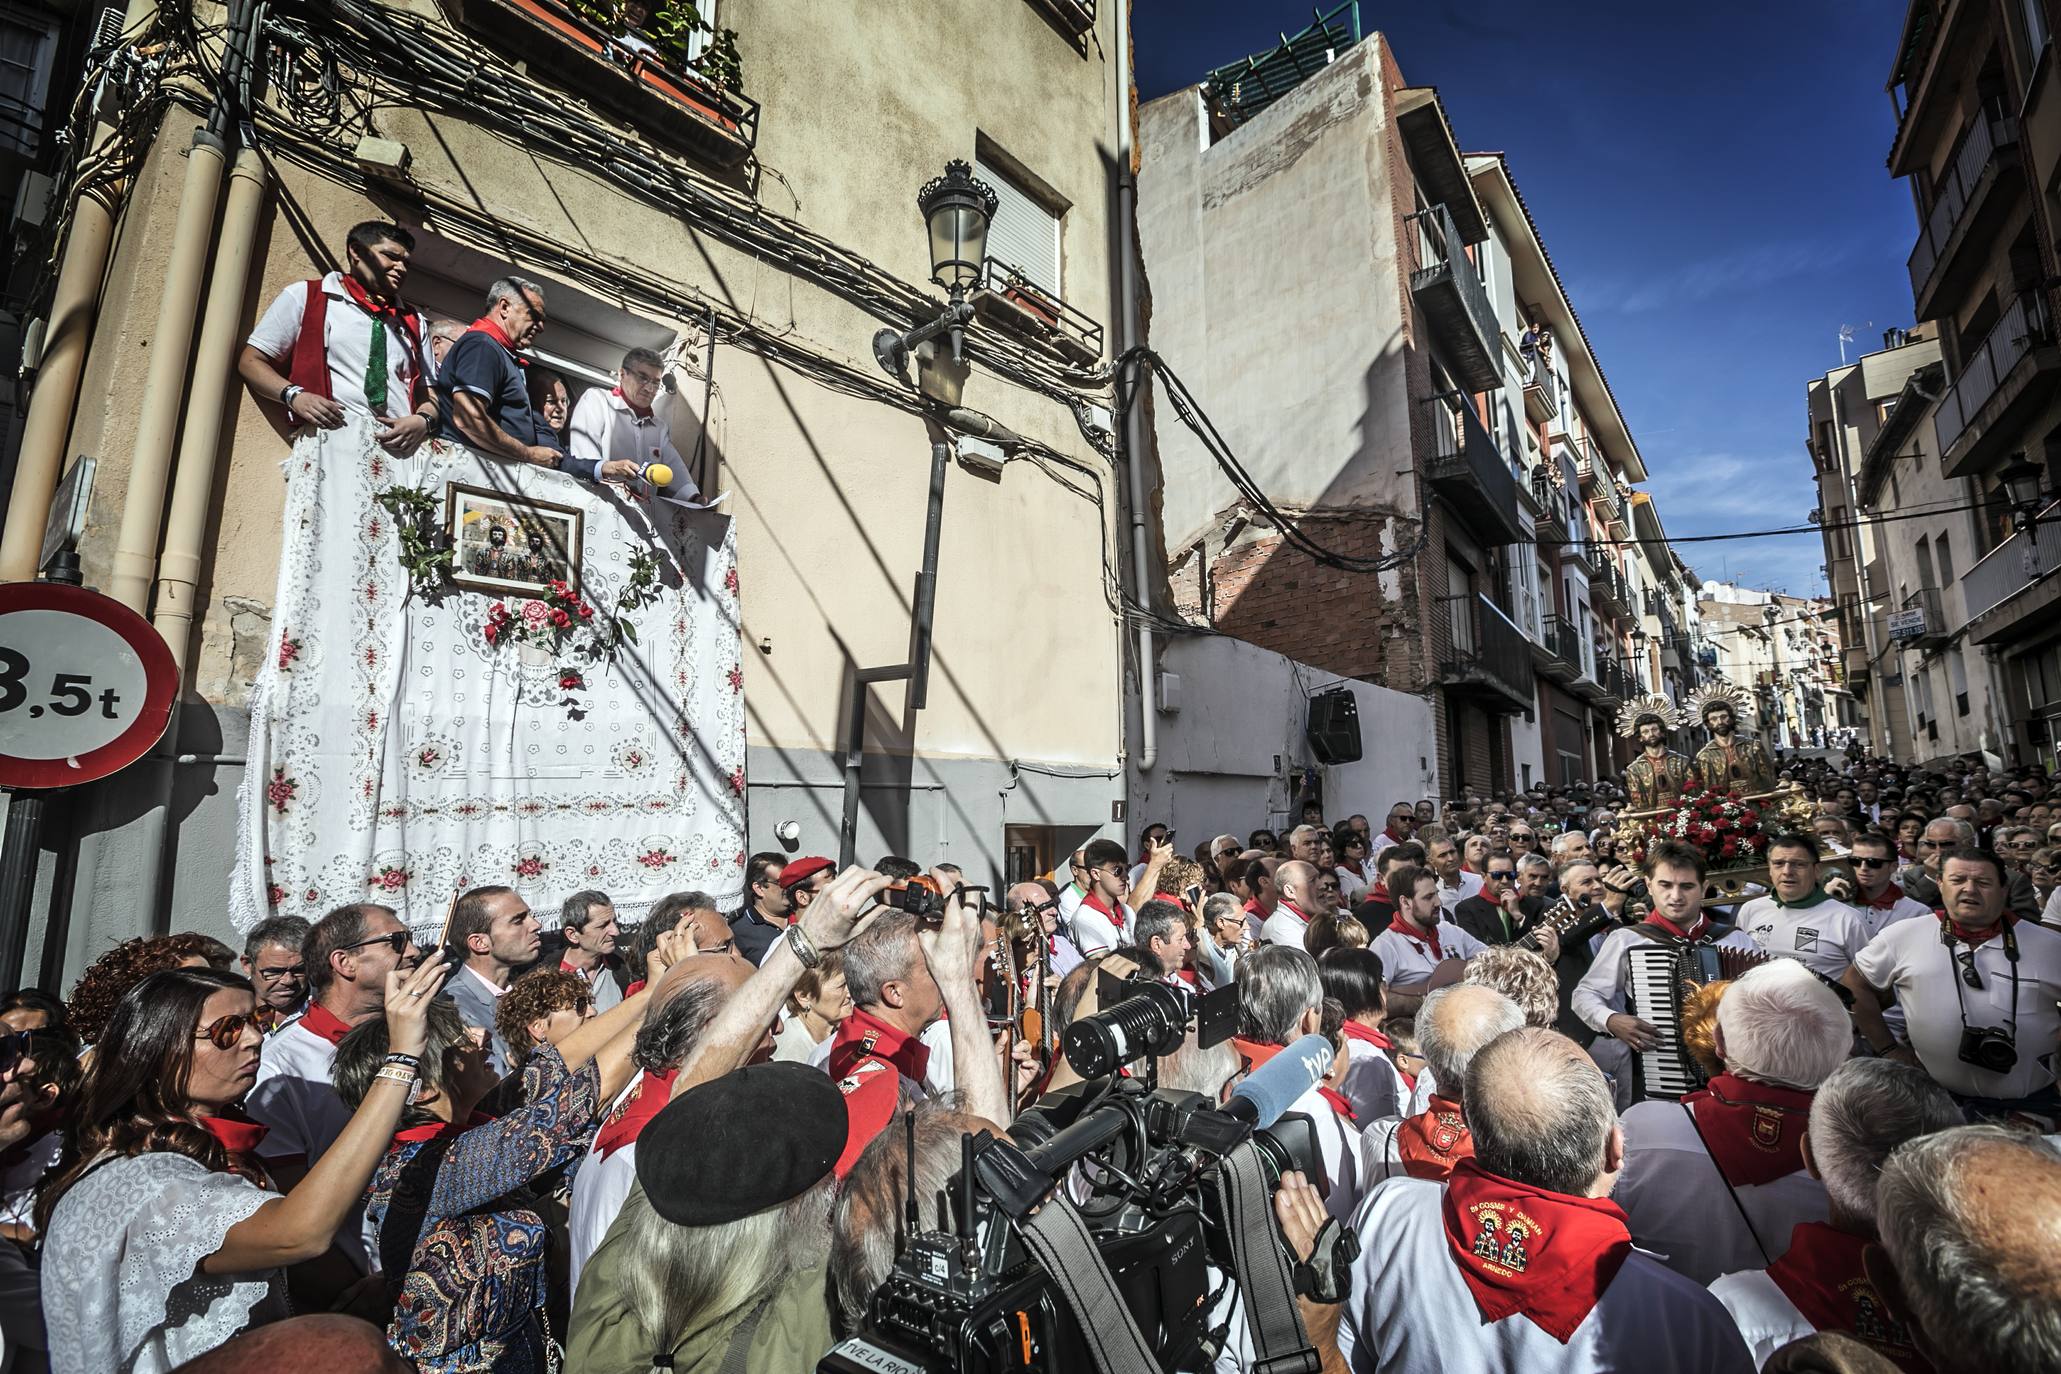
[550,607,572,628]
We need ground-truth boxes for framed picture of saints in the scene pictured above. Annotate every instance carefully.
[445,483,584,596]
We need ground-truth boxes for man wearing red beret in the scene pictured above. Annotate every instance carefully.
[729,854,835,965]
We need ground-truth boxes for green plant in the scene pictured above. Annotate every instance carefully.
[602,546,667,651]
[374,486,453,596]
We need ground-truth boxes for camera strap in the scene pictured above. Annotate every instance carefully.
[1216,1143,1319,1374]
[1013,1192,1159,1374]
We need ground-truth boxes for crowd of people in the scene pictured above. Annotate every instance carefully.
[0,747,2052,1372]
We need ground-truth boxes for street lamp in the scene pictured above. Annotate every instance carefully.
[1996,452,2048,534]
[874,160,999,385]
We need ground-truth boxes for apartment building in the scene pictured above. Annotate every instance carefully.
[1700,584,1846,752]
[1886,0,2061,768]
[0,0,1131,976]
[1806,325,2008,762]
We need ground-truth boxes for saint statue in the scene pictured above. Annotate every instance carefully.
[1689,682,1776,797]
[1618,695,1691,814]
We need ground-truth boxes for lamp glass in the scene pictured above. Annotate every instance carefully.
[1996,454,2042,508]
[926,202,988,291]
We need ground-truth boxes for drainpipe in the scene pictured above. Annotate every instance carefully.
[152,146,267,665]
[1114,0,1156,771]
[0,0,160,581]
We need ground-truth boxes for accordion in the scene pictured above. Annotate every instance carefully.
[1623,938,1772,1102]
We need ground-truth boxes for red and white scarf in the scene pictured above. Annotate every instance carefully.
[296,1001,355,1047]
[593,1067,677,1160]
[1395,1094,1473,1180]
[1392,916,1444,961]
[1442,1159,1634,1343]
[1765,1222,1926,1372]
[1683,1072,1813,1187]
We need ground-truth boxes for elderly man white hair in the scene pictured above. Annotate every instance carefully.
[1707,1059,1962,1367]
[1362,984,1524,1184]
[1234,945,1365,1220]
[1872,1126,2061,1374]
[1341,1029,1757,1374]
[1616,960,1848,1284]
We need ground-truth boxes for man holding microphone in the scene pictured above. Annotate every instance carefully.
[568,345,696,495]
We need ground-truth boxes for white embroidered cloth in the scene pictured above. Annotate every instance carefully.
[229,419,745,933]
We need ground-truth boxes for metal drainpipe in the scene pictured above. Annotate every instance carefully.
[1114,0,1156,772]
[152,146,267,665]
[0,0,161,581]
[105,122,232,612]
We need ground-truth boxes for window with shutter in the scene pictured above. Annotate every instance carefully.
[0,5,59,160]
[976,154,1061,297]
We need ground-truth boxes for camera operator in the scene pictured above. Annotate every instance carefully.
[1843,846,2061,1120]
[1340,1028,1756,1374]
[1231,947,1367,1222]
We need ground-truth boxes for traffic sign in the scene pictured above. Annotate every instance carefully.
[0,581,177,789]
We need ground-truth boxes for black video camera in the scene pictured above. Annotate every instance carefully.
[819,973,1336,1374]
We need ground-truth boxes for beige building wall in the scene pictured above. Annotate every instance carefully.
[24,0,1131,971]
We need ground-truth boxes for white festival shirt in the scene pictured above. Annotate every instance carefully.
[1706,1267,1816,1370]
[1337,1177,1757,1374]
[1852,914,2061,1100]
[245,271,419,418]
[245,1013,376,1269]
[1369,919,1486,988]
[1735,893,1871,979]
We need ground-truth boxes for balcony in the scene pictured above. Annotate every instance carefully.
[1935,291,2060,476]
[1522,357,1559,425]
[1888,585,1950,650]
[1570,436,1627,534]
[1592,655,1633,704]
[1962,500,2061,643]
[1425,397,1523,546]
[971,257,1103,364]
[1536,613,1585,683]
[1909,111,2021,321]
[1591,560,1633,619]
[1438,594,1536,714]
[451,0,759,167]
[1410,203,1503,393]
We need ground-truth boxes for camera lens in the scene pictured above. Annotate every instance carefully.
[1062,982,1191,1080]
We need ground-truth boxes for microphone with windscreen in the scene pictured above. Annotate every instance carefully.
[1222,1034,1335,1130]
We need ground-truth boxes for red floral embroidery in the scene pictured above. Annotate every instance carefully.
[726,665,743,693]
[636,847,677,870]
[371,865,411,892]
[276,637,302,671]
[512,854,549,880]
[727,765,746,796]
[265,768,298,813]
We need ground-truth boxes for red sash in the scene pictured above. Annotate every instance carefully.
[1341,1019,1394,1052]
[1683,1072,1813,1187]
[1394,1094,1473,1180]
[594,1068,678,1159]
[828,1007,930,1085]
[1392,918,1444,961]
[1442,1159,1634,1343]
[1765,1223,1928,1372]
[1079,890,1125,933]
[297,1001,355,1046]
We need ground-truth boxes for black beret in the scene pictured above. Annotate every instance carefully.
[634,1061,848,1226]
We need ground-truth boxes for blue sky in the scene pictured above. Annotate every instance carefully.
[1134,0,1920,597]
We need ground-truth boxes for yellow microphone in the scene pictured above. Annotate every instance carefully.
[643,463,673,488]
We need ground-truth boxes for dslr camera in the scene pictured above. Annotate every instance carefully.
[1957,1022,2017,1074]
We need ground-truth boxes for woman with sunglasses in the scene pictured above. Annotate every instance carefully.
[37,957,448,1374]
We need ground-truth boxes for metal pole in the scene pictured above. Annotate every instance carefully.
[839,665,912,868]
[906,438,949,711]
[0,793,46,991]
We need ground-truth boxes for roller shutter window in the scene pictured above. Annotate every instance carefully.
[976,155,1061,297]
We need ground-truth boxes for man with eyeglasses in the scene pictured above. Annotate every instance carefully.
[567,344,695,493]
[436,275,567,470]
[1846,847,2061,1117]
[1736,833,1870,982]
[1006,881,1081,978]
[1452,856,1534,949]
[240,915,312,1032]
[247,901,421,1269]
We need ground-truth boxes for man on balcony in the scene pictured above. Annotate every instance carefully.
[240,220,440,455]
[568,345,699,498]
[435,276,568,471]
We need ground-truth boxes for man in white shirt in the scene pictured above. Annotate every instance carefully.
[1231,946,1364,1222]
[1369,862,1487,992]
[443,885,543,1075]
[1708,1058,1961,1369]
[567,345,698,497]
[1734,833,1870,981]
[1422,828,1483,914]
[1072,837,1163,957]
[1844,830,1933,941]
[1846,846,2061,1115]
[239,915,311,1033]
[246,902,419,1269]
[1617,960,1848,1283]
[1573,839,1763,1110]
[1261,860,1323,948]
[239,220,439,454]
[1360,983,1522,1185]
[1369,802,1417,856]
[1340,1026,1755,1374]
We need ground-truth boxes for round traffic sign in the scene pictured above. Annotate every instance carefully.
[0,582,178,789]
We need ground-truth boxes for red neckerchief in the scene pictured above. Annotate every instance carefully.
[201,1111,270,1156]
[1394,915,1444,961]
[1080,890,1126,932]
[390,1111,495,1148]
[1341,1019,1394,1052]
[1683,1072,1814,1187]
[1317,1087,1357,1122]
[1175,966,1200,987]
[1340,859,1366,880]
[829,1006,931,1085]
[594,1068,677,1159]
[611,385,654,420]
[559,958,590,980]
[1441,1159,1634,1344]
[1367,881,1390,905]
[1643,910,1709,942]
[1395,1094,1473,1180]
[468,316,527,365]
[1940,910,2015,946]
[623,978,646,997]
[1241,898,1265,918]
[297,1000,355,1046]
[1863,882,1907,911]
[1765,1223,1928,1372]
[1382,824,1408,845]
[1277,899,1311,927]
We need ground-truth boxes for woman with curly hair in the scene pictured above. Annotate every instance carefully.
[494,968,594,1062]
[37,958,450,1374]
[65,935,217,1046]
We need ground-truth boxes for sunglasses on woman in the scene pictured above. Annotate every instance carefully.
[195,1013,263,1050]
